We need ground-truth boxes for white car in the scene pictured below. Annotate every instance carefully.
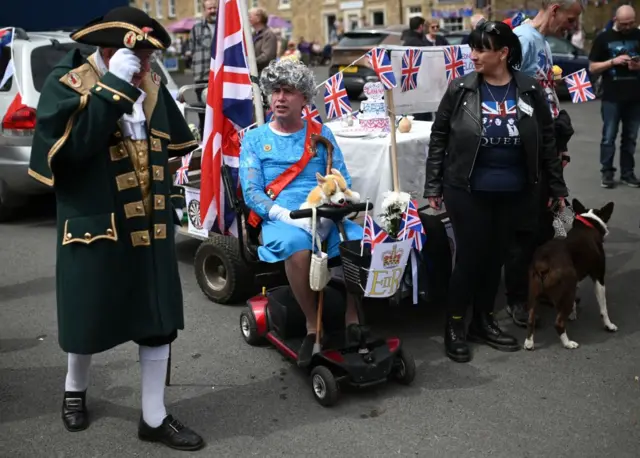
[0,29,183,221]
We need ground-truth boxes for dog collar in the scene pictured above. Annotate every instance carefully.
[576,211,609,237]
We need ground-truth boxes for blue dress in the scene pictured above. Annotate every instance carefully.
[239,122,363,263]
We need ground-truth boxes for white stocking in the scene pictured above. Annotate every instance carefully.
[139,344,169,428]
[65,353,92,392]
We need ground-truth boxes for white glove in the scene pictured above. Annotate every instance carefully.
[268,204,311,233]
[109,49,141,84]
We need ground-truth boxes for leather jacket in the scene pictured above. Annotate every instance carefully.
[423,71,568,198]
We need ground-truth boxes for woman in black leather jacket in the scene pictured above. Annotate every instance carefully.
[423,21,568,363]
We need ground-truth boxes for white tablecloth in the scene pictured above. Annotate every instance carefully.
[327,120,433,218]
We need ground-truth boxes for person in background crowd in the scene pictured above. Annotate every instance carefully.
[186,0,217,137]
[589,4,640,188]
[502,0,582,327]
[249,7,278,74]
[462,14,487,45]
[424,21,567,363]
[570,25,585,49]
[298,36,311,65]
[425,19,450,46]
[281,40,301,62]
[403,17,430,46]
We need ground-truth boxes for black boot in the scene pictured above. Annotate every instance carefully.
[445,318,471,363]
[138,414,205,451]
[468,312,520,352]
[62,391,89,432]
[297,334,316,368]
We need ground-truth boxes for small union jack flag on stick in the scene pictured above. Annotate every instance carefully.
[362,214,393,253]
[401,49,422,92]
[398,199,427,251]
[174,152,193,185]
[443,46,465,83]
[367,47,397,90]
[301,103,322,124]
[563,68,595,104]
[324,72,352,120]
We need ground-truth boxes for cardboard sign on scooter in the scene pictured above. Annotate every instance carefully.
[364,238,413,298]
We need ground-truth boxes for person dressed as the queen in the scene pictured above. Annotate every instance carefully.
[239,59,363,366]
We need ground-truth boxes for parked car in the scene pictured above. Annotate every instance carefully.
[329,26,405,99]
[0,29,181,221]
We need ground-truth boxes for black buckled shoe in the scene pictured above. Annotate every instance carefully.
[297,333,316,368]
[445,319,471,363]
[62,391,89,432]
[468,313,520,352]
[346,323,370,346]
[138,414,205,451]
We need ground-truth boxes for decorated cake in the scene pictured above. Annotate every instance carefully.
[359,82,390,132]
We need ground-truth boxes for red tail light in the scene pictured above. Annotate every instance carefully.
[2,93,36,135]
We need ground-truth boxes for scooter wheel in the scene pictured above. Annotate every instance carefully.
[239,310,263,346]
[310,366,339,407]
[393,349,416,385]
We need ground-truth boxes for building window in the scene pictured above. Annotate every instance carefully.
[371,11,385,26]
[406,6,422,24]
[279,0,291,8]
[155,0,163,18]
[195,0,202,16]
[168,0,176,18]
[142,0,151,14]
[251,0,259,7]
[441,17,464,32]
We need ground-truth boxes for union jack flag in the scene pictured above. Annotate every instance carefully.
[174,152,193,185]
[324,73,352,120]
[401,49,422,92]
[302,103,322,124]
[398,200,427,251]
[443,46,465,83]
[481,100,517,118]
[367,48,397,90]
[564,68,595,104]
[200,0,254,236]
[362,214,392,252]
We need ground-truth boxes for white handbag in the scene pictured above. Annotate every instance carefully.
[309,206,330,292]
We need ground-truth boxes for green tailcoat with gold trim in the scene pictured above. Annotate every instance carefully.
[29,49,198,354]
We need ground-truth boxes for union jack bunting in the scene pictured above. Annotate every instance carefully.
[563,68,595,104]
[362,214,392,252]
[443,46,465,83]
[398,199,427,251]
[200,0,254,236]
[401,49,422,92]
[366,47,397,90]
[174,152,193,185]
[324,72,352,120]
[302,103,322,124]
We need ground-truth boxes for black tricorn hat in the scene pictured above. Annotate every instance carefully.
[70,6,171,50]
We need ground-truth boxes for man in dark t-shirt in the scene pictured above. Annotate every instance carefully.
[589,5,640,188]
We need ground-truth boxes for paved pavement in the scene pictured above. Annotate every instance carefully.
[1,70,640,457]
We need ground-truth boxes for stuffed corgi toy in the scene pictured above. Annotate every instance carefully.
[300,168,361,210]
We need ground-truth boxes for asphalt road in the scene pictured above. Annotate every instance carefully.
[1,69,640,457]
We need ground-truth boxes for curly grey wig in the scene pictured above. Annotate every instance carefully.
[259,59,318,103]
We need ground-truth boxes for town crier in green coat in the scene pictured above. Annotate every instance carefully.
[28,6,205,451]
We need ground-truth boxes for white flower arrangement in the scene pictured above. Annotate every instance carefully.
[379,191,411,239]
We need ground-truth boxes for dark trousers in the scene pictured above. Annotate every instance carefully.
[134,330,178,347]
[504,180,554,306]
[195,86,207,138]
[600,100,640,177]
[443,186,528,319]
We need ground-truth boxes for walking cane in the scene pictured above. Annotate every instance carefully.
[165,343,172,386]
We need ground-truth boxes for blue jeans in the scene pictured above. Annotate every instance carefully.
[600,100,640,177]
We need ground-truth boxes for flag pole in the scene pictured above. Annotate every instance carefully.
[237,0,265,125]
[385,88,400,192]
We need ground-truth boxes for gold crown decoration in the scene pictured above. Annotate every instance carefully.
[382,245,403,268]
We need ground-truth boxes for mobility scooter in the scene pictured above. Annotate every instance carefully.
[239,203,416,407]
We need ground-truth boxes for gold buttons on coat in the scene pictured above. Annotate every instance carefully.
[84,233,92,240]
[106,229,114,236]
[113,94,121,101]
[66,233,72,240]
[95,86,102,92]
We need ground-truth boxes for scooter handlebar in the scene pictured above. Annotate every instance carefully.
[289,202,373,220]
